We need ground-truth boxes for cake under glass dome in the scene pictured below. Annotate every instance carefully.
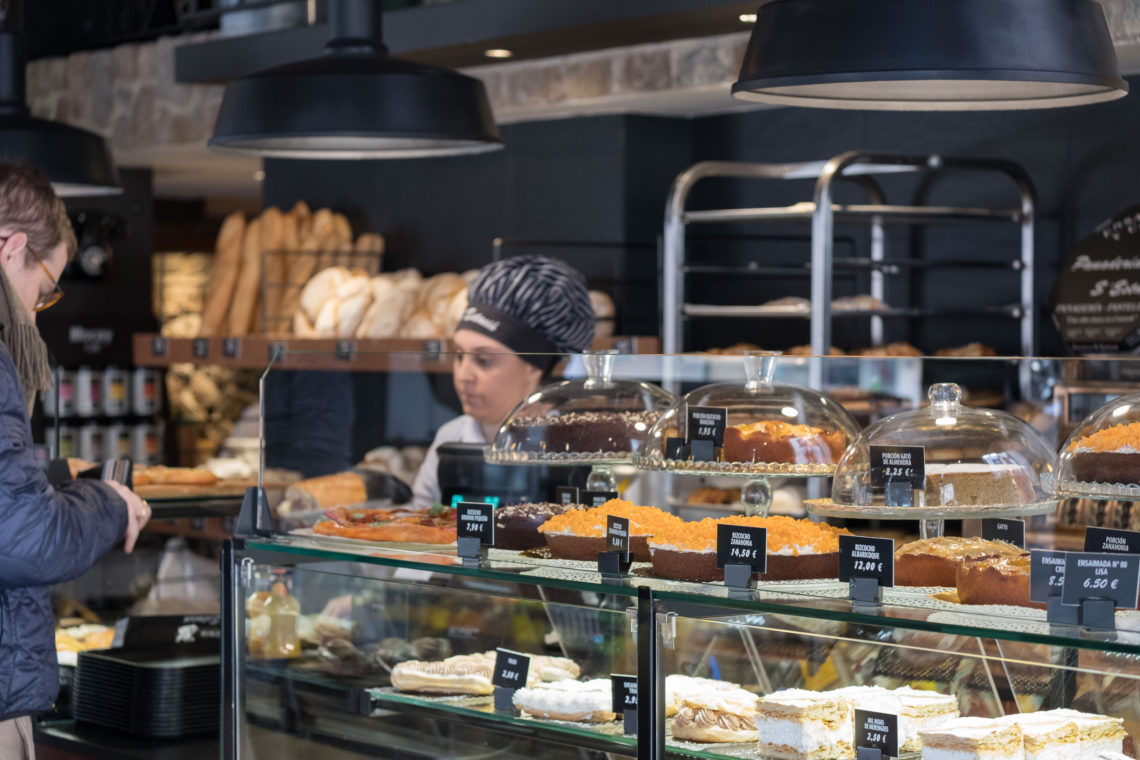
[810,382,1058,521]
[1055,389,1140,500]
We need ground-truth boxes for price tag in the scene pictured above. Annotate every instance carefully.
[855,709,899,758]
[335,340,354,362]
[716,523,767,572]
[1085,526,1140,555]
[1029,550,1069,602]
[607,515,630,562]
[981,518,1026,549]
[869,445,925,507]
[582,490,618,508]
[492,648,530,690]
[555,486,580,505]
[456,502,494,545]
[223,337,241,359]
[611,674,638,714]
[1061,551,1140,608]
[151,337,167,357]
[192,338,210,359]
[839,535,894,587]
[686,405,727,446]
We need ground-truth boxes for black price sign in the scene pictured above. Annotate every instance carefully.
[839,535,895,587]
[334,340,354,361]
[151,336,167,357]
[582,490,618,508]
[686,405,727,445]
[1061,552,1140,608]
[607,515,630,561]
[457,502,494,545]
[117,614,221,654]
[223,337,241,359]
[192,338,210,359]
[716,523,767,572]
[555,486,580,505]
[611,674,637,714]
[492,649,530,690]
[855,709,899,758]
[981,518,1026,549]
[1029,550,1068,602]
[1085,526,1140,555]
[869,445,925,507]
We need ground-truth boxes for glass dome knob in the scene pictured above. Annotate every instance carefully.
[583,349,617,390]
[928,382,963,414]
[743,350,779,392]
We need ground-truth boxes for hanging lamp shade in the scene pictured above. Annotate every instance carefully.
[209,0,501,158]
[0,3,120,195]
[732,0,1128,111]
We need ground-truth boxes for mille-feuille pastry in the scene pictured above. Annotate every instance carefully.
[755,689,853,760]
[917,717,1024,760]
[665,675,739,718]
[671,684,759,743]
[998,712,1080,760]
[830,686,958,753]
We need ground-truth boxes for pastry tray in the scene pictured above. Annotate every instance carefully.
[805,497,1059,519]
[1051,477,1140,502]
[632,454,835,478]
[483,449,634,466]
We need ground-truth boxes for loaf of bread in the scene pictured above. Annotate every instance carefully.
[199,211,245,335]
[226,216,264,335]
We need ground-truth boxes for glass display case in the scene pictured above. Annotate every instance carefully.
[223,348,1140,760]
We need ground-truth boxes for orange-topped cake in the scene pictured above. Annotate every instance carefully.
[538,499,685,562]
[722,420,846,465]
[1069,421,1140,485]
[648,515,849,582]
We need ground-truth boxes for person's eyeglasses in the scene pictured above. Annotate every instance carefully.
[26,245,63,312]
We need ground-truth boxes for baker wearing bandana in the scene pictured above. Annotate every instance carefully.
[412,255,595,507]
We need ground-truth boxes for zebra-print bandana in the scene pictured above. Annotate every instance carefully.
[458,255,596,370]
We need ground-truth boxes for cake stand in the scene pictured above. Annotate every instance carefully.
[633,352,861,517]
[807,383,1059,539]
[1052,388,1140,503]
[484,350,676,492]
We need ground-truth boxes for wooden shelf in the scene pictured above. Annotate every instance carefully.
[133,334,662,373]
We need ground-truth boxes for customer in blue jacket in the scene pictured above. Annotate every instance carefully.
[0,163,149,758]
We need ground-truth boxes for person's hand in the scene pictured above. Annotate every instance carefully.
[106,481,151,553]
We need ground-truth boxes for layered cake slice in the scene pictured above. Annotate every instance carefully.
[1043,709,1126,756]
[665,675,739,717]
[956,552,1044,609]
[1068,421,1140,485]
[998,713,1080,760]
[512,678,616,723]
[830,685,958,753]
[917,716,1023,760]
[671,683,759,743]
[756,689,853,760]
[649,515,848,582]
[722,420,846,465]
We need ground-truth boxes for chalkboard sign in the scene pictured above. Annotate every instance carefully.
[1085,526,1140,555]
[839,535,895,588]
[457,502,494,545]
[716,523,767,572]
[1061,552,1140,608]
[555,486,580,505]
[855,709,899,758]
[869,445,924,507]
[607,516,630,562]
[982,518,1026,549]
[1052,206,1140,353]
[611,674,637,714]
[1029,550,1068,603]
[492,649,530,690]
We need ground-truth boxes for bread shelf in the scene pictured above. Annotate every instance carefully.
[132,334,662,373]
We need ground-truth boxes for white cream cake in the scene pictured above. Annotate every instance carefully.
[1038,709,1126,756]
[998,713,1079,760]
[830,685,958,753]
[918,716,1024,760]
[756,688,853,760]
[672,684,759,743]
[512,678,615,723]
[665,674,738,718]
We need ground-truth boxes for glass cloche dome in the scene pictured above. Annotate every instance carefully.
[1056,389,1140,500]
[812,382,1058,519]
[485,350,675,467]
[634,352,861,477]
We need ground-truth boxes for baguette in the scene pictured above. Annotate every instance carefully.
[355,232,384,275]
[258,207,287,334]
[290,200,312,240]
[279,231,324,328]
[263,211,298,334]
[227,217,263,335]
[199,211,245,336]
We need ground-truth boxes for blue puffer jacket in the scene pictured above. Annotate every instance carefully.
[0,340,126,721]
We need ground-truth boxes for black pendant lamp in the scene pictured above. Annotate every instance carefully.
[0,1,120,195]
[209,0,501,159]
[733,0,1128,111]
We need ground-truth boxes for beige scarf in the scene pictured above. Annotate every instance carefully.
[0,267,52,415]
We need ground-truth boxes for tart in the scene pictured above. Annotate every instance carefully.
[314,505,457,544]
[648,515,848,582]
[1068,422,1140,485]
[894,536,1024,587]
[538,499,685,562]
[722,421,846,465]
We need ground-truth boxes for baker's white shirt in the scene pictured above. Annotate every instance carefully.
[412,414,488,508]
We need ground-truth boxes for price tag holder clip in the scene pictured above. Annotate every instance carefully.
[597,551,631,576]
[493,686,515,713]
[849,577,882,605]
[856,749,882,760]
[1046,596,1079,626]
[1079,598,1116,630]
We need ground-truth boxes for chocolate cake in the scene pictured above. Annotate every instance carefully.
[721,420,845,465]
[649,546,839,582]
[492,502,584,550]
[922,463,1038,506]
[1068,422,1140,484]
[506,410,661,455]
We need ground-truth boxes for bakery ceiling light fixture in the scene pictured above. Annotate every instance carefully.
[732,0,1127,110]
[209,0,502,159]
[0,0,120,195]
[484,49,513,59]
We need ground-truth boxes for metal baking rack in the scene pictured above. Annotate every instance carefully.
[662,151,1037,383]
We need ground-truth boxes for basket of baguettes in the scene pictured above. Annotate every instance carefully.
[198,202,617,341]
